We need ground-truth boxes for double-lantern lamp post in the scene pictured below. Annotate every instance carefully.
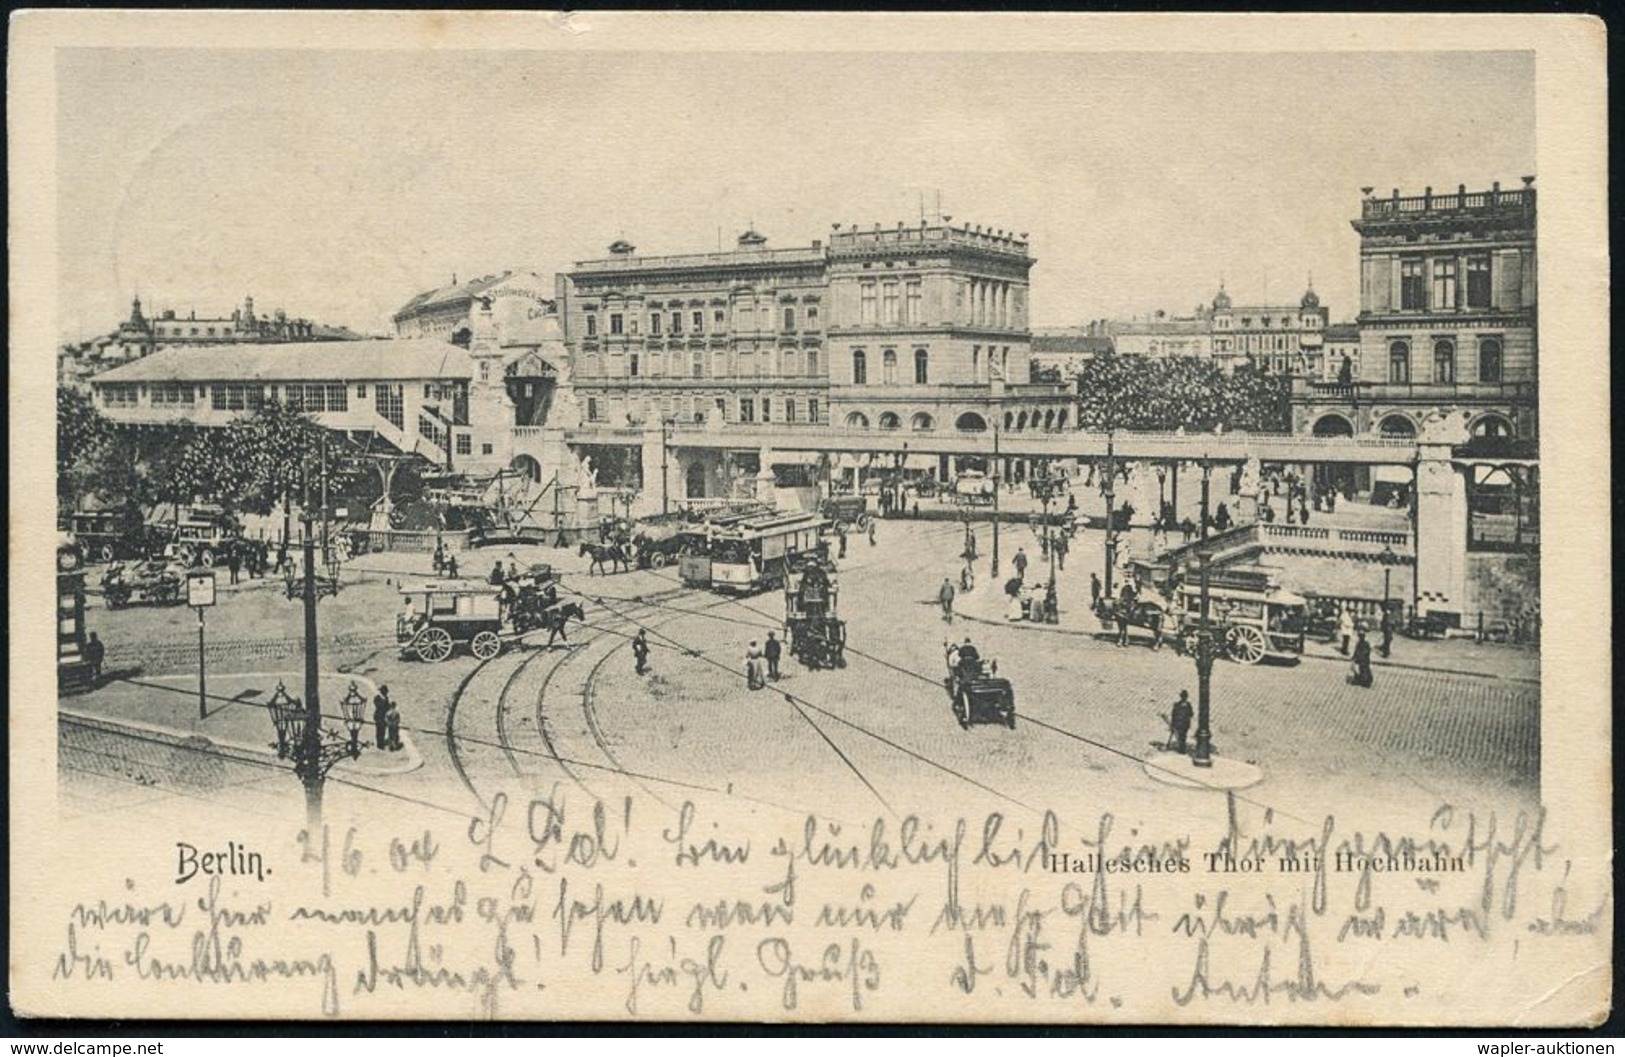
[1155,464,1168,528]
[268,435,361,830]
[1029,464,1067,609]
[1189,550,1220,768]
[1097,431,1117,600]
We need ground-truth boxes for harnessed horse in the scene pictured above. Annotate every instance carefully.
[578,541,631,575]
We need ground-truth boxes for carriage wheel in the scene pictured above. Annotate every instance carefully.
[834,650,847,669]
[649,551,669,570]
[470,631,503,661]
[1226,625,1267,665]
[98,543,115,564]
[855,514,870,531]
[198,547,216,568]
[415,627,454,663]
[954,690,971,729]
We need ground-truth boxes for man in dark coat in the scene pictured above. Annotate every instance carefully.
[84,632,105,684]
[632,629,650,675]
[372,685,393,749]
[1351,631,1374,688]
[1013,547,1028,581]
[764,632,782,681]
[1168,690,1193,753]
[1090,573,1102,610]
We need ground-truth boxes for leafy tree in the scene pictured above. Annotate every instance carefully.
[56,389,112,516]
[1075,352,1291,432]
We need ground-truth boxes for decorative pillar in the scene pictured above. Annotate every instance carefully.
[1413,440,1467,618]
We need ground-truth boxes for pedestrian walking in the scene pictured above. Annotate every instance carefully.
[867,520,876,547]
[632,629,650,675]
[507,553,520,581]
[489,561,506,586]
[1090,572,1102,610]
[372,685,392,750]
[765,632,782,681]
[960,558,975,593]
[837,525,848,559]
[227,547,242,586]
[446,553,459,579]
[1167,690,1193,753]
[1055,534,1068,571]
[1350,631,1374,688]
[1379,609,1394,658]
[746,641,766,690]
[385,698,403,751]
[1013,547,1028,581]
[1338,607,1355,655]
[433,542,446,576]
[83,632,105,684]
[1115,603,1130,647]
[938,577,957,624]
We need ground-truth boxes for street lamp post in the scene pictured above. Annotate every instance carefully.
[661,418,675,516]
[1099,431,1117,600]
[991,412,1002,579]
[1029,466,1066,619]
[1199,457,1213,542]
[1156,464,1168,529]
[1191,550,1216,768]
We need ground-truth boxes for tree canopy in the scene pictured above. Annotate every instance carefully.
[1073,352,1291,432]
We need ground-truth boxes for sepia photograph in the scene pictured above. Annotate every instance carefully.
[9,11,1610,1027]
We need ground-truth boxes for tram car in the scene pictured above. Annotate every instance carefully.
[950,470,997,507]
[679,511,830,594]
[783,561,846,669]
[944,640,1016,729]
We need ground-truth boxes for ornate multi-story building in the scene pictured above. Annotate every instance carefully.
[1291,179,1537,445]
[1209,282,1328,374]
[559,222,1073,437]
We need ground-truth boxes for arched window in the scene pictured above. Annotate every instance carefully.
[1478,338,1503,383]
[914,348,929,384]
[1016,411,1029,430]
[1472,414,1513,438]
[1433,339,1455,384]
[1378,414,1416,438]
[882,349,897,385]
[1003,411,1014,430]
[852,349,867,385]
[1056,409,1069,429]
[1313,414,1354,438]
[844,411,869,429]
[1043,410,1055,430]
[911,412,934,431]
[878,412,901,430]
[1388,341,1410,384]
[955,412,988,432]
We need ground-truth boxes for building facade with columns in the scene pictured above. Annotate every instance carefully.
[1291,180,1537,445]
[1209,283,1329,374]
[555,222,1074,500]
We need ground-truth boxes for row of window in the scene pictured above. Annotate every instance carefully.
[582,347,822,380]
[585,304,821,338]
[858,280,924,325]
[584,395,822,426]
[283,384,351,413]
[1398,255,1494,311]
[1386,337,1504,385]
[1216,315,1323,331]
[851,348,929,385]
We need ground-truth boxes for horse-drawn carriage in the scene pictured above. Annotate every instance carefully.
[944,640,1016,729]
[397,569,583,663]
[819,494,871,531]
[101,560,185,608]
[784,561,846,669]
[1100,565,1307,665]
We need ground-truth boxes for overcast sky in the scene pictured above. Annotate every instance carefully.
[56,46,1533,340]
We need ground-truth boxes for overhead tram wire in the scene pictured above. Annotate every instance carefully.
[626,565,1317,822]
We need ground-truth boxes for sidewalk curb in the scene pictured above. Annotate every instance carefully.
[58,706,425,776]
[955,610,1537,685]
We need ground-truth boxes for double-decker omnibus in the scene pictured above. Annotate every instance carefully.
[679,511,830,593]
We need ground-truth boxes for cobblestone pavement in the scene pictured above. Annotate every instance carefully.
[64,523,1539,830]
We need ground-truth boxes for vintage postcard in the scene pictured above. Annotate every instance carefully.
[8,12,1610,1025]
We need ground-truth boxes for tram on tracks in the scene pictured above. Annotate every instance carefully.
[678,510,831,593]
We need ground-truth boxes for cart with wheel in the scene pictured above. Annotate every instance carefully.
[944,641,1016,729]
[784,562,847,670]
[397,580,510,663]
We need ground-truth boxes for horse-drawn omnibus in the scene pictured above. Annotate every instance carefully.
[679,511,830,593]
[397,569,582,662]
[1115,562,1308,664]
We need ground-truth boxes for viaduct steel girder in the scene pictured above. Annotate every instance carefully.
[563,426,1421,466]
